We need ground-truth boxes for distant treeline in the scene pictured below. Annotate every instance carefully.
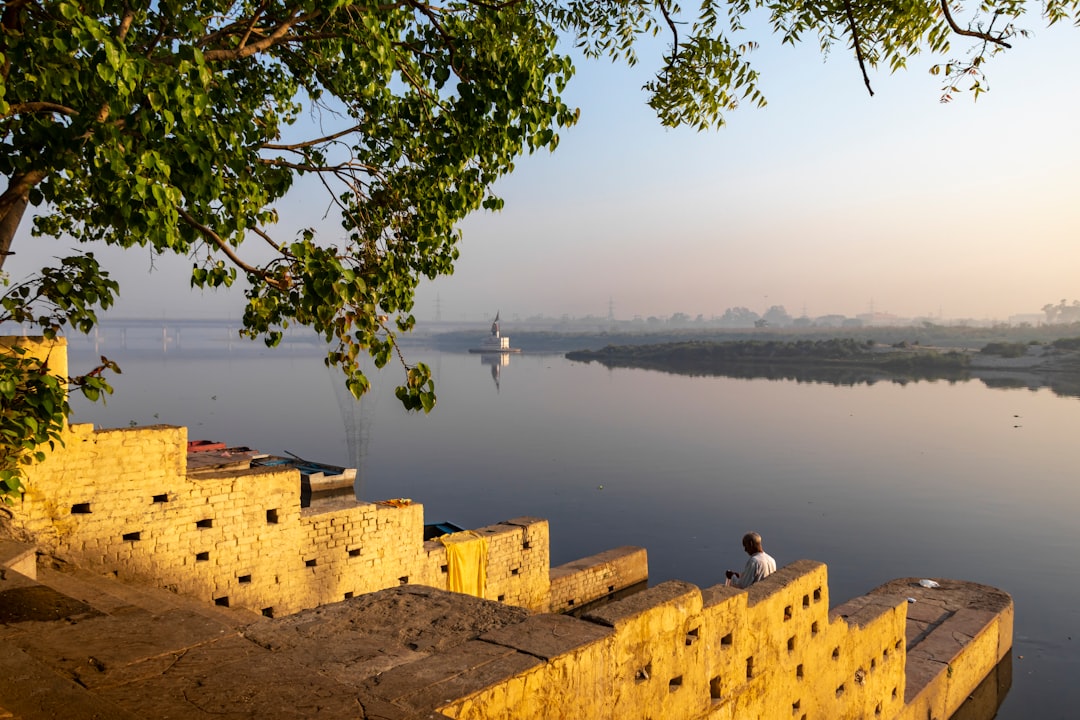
[565,338,971,375]
[1051,336,1080,351]
[427,323,1080,354]
[979,337,1080,358]
[561,336,1080,398]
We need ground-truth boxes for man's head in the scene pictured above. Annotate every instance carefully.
[742,532,763,555]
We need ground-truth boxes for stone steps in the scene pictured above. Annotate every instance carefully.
[866,577,1013,720]
[36,561,255,625]
[0,541,265,720]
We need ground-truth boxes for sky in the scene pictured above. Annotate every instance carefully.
[6,13,1079,325]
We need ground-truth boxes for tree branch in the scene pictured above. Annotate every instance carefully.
[94,5,136,129]
[262,123,364,150]
[406,0,466,80]
[843,0,874,96]
[251,225,283,253]
[175,206,290,290]
[116,7,136,41]
[939,0,1012,48]
[1,0,31,83]
[256,157,383,181]
[2,101,78,118]
[459,0,528,10]
[202,10,320,62]
[238,2,269,50]
[657,0,680,64]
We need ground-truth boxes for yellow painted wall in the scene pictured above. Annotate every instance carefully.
[0,336,68,382]
[549,546,648,613]
[441,562,912,720]
[897,603,1014,720]
[12,418,560,615]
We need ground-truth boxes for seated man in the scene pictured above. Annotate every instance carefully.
[725,531,777,588]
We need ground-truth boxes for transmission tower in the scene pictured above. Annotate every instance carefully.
[329,368,375,501]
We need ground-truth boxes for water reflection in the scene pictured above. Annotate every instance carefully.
[327,367,374,500]
[950,653,1012,720]
[479,352,511,392]
[574,356,1080,400]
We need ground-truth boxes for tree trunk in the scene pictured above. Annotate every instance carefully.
[0,170,46,272]
[0,194,28,271]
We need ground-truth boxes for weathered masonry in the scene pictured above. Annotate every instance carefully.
[2,337,1013,719]
[422,569,1012,720]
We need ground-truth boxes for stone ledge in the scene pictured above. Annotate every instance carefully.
[582,579,699,628]
[745,558,825,605]
[548,546,645,580]
[0,540,36,581]
[479,613,613,660]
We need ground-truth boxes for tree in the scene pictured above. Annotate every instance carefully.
[719,306,760,327]
[1,0,1077,413]
[1042,299,1080,324]
[762,304,792,327]
[669,312,691,326]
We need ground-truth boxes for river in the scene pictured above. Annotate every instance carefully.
[63,323,1080,719]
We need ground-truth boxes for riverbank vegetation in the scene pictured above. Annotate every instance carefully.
[555,334,1080,398]
[429,323,1080,354]
[980,342,1031,358]
[564,338,971,375]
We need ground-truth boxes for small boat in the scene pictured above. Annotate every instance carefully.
[250,453,357,494]
[423,521,466,541]
[186,443,265,474]
[187,440,227,453]
[187,442,356,507]
[468,311,521,354]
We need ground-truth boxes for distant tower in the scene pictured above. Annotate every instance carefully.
[435,294,442,323]
[608,297,616,323]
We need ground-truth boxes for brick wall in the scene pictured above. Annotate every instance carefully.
[13,419,563,615]
[7,337,642,617]
[549,546,648,613]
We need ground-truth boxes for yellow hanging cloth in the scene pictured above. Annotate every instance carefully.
[439,531,489,598]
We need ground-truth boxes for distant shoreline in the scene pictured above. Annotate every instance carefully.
[563,338,1080,398]
[566,338,1080,371]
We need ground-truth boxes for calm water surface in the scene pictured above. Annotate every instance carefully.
[65,327,1080,719]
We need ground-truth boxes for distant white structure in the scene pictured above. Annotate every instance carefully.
[469,311,520,354]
